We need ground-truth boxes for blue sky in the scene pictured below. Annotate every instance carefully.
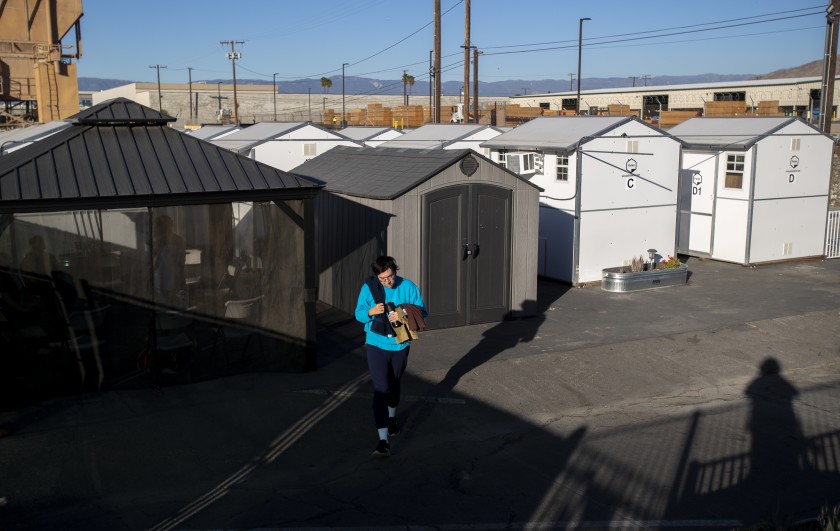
[77,1,827,84]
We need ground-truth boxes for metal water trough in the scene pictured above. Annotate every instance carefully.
[601,265,688,292]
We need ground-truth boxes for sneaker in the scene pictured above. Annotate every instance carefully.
[387,417,401,437]
[371,439,391,457]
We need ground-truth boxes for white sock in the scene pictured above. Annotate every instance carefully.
[377,427,389,442]
[388,407,397,418]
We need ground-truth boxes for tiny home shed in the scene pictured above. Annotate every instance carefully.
[209,121,359,171]
[669,117,833,264]
[292,146,542,329]
[482,117,683,284]
[0,99,322,408]
[377,124,503,157]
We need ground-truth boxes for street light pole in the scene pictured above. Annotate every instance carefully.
[341,62,349,128]
[577,17,590,116]
[273,72,278,121]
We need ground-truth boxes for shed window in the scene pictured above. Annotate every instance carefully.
[303,143,317,156]
[791,138,801,151]
[725,154,745,189]
[626,140,639,153]
[523,153,535,172]
[556,155,569,182]
[498,150,507,168]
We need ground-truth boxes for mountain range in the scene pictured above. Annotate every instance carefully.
[79,59,831,97]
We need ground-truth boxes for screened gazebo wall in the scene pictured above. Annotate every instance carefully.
[0,198,314,410]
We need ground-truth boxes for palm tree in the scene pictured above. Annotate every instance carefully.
[407,74,415,105]
[402,72,415,106]
[320,77,332,94]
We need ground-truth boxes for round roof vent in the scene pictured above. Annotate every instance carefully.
[459,154,479,176]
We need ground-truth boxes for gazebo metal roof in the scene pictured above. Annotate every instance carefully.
[0,99,321,213]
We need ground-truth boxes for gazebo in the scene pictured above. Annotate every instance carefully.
[0,99,322,409]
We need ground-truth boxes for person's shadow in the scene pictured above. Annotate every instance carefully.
[404,299,546,431]
[665,356,811,522]
[743,357,805,512]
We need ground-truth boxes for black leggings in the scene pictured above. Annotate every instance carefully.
[366,344,409,429]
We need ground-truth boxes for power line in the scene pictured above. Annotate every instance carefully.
[480,5,823,51]
[483,10,824,57]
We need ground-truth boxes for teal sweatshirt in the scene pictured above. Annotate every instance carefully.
[354,276,427,351]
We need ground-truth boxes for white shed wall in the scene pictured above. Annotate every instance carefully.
[251,139,358,171]
[578,206,678,283]
[579,131,680,212]
[749,196,829,262]
[752,123,832,200]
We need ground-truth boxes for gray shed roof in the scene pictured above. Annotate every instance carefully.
[667,117,824,150]
[209,121,350,154]
[337,126,401,141]
[185,124,239,141]
[481,116,658,152]
[0,120,73,155]
[378,124,500,149]
[291,146,540,200]
[0,98,321,213]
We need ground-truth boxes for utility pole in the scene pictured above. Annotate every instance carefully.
[403,69,408,106]
[308,88,312,122]
[473,48,480,123]
[271,72,277,122]
[642,74,651,87]
[434,0,441,124]
[820,0,840,133]
[149,64,167,112]
[629,75,637,87]
[429,50,434,122]
[187,67,193,122]
[221,40,244,125]
[569,73,575,91]
[272,72,278,121]
[463,0,470,123]
[341,62,349,128]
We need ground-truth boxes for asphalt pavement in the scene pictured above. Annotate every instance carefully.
[1,256,839,530]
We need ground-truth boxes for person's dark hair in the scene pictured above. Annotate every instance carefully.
[371,255,398,275]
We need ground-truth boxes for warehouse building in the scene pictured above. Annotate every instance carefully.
[511,76,840,127]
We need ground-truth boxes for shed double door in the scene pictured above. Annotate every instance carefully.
[423,184,511,329]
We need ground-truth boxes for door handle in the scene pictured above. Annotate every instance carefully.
[463,244,472,259]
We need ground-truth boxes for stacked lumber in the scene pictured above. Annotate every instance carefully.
[542,109,560,117]
[366,103,392,126]
[756,100,784,116]
[505,104,542,119]
[440,106,453,123]
[323,109,336,125]
[659,110,700,127]
[393,105,425,127]
[350,108,366,125]
[705,101,748,116]
[608,104,631,116]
